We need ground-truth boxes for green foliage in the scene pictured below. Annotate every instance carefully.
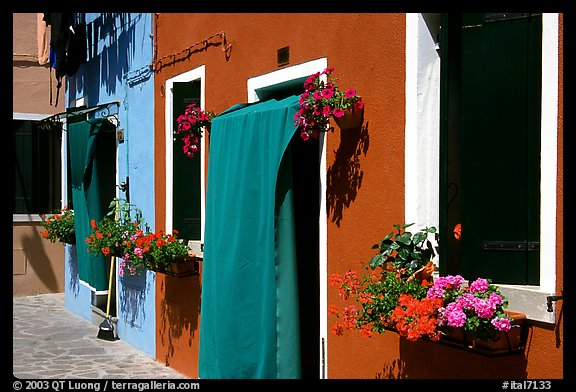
[357,272,429,333]
[85,198,147,258]
[369,223,438,278]
[40,207,76,245]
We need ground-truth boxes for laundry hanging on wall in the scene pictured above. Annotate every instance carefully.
[43,13,87,107]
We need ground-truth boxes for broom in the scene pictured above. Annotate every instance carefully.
[97,254,117,341]
[98,198,119,341]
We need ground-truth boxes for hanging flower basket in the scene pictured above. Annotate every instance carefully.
[175,103,216,159]
[334,106,365,131]
[294,67,364,141]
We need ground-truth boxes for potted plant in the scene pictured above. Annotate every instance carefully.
[120,229,196,277]
[85,198,146,259]
[40,206,76,245]
[428,275,526,354]
[294,67,364,141]
[329,223,526,354]
[330,223,438,338]
[175,102,216,159]
[86,198,195,277]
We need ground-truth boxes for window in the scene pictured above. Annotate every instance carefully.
[165,66,207,255]
[13,119,62,215]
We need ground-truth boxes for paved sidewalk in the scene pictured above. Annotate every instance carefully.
[13,293,188,379]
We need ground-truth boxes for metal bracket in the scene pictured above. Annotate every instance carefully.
[482,241,540,252]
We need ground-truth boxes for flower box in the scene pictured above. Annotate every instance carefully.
[334,107,364,131]
[149,255,199,278]
[439,310,527,356]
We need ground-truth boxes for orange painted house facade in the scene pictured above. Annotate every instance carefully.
[151,13,564,379]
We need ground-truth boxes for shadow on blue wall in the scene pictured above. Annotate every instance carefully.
[67,244,80,296]
[69,13,139,102]
[119,271,152,328]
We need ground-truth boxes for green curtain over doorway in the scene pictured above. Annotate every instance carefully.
[68,118,116,292]
[199,95,302,378]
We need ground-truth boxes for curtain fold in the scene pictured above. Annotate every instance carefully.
[68,118,115,292]
[199,95,302,378]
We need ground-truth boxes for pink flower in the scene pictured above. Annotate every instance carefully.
[489,293,504,307]
[472,297,496,319]
[345,88,356,98]
[444,302,466,327]
[470,278,489,293]
[322,88,334,100]
[333,107,345,118]
[354,100,364,111]
[181,121,191,131]
[491,317,512,331]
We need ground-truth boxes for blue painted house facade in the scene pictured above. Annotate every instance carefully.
[62,13,156,357]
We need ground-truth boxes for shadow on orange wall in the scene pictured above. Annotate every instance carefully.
[385,330,532,379]
[327,122,370,227]
[157,273,201,376]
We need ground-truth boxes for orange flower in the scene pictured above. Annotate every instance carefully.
[453,223,462,240]
[102,247,111,256]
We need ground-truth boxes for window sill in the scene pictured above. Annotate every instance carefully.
[432,272,557,324]
[13,214,42,223]
[496,284,557,324]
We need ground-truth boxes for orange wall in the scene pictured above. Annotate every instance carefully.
[153,13,563,379]
[153,13,407,378]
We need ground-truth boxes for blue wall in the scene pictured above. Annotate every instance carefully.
[64,13,156,357]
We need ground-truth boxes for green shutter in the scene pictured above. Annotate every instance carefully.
[440,14,542,285]
[172,81,202,240]
[14,120,34,214]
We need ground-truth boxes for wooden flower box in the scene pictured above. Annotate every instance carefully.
[149,255,200,278]
[439,310,528,356]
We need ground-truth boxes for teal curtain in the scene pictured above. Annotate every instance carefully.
[68,119,115,292]
[199,95,302,378]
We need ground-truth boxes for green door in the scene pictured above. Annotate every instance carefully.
[172,81,202,241]
[440,13,542,285]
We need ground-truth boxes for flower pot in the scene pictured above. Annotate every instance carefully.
[439,310,527,356]
[333,107,364,131]
[149,255,199,277]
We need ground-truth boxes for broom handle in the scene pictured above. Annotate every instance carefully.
[105,256,115,317]
[105,199,119,318]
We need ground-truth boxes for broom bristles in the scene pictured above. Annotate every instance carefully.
[97,318,117,341]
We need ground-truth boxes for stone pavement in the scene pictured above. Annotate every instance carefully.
[13,293,188,379]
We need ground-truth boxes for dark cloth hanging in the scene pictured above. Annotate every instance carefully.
[43,13,87,106]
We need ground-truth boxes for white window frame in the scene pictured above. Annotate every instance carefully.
[165,66,207,256]
[405,13,560,324]
[247,57,328,379]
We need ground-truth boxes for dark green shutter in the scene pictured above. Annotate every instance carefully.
[172,81,202,240]
[13,120,62,214]
[440,13,542,285]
